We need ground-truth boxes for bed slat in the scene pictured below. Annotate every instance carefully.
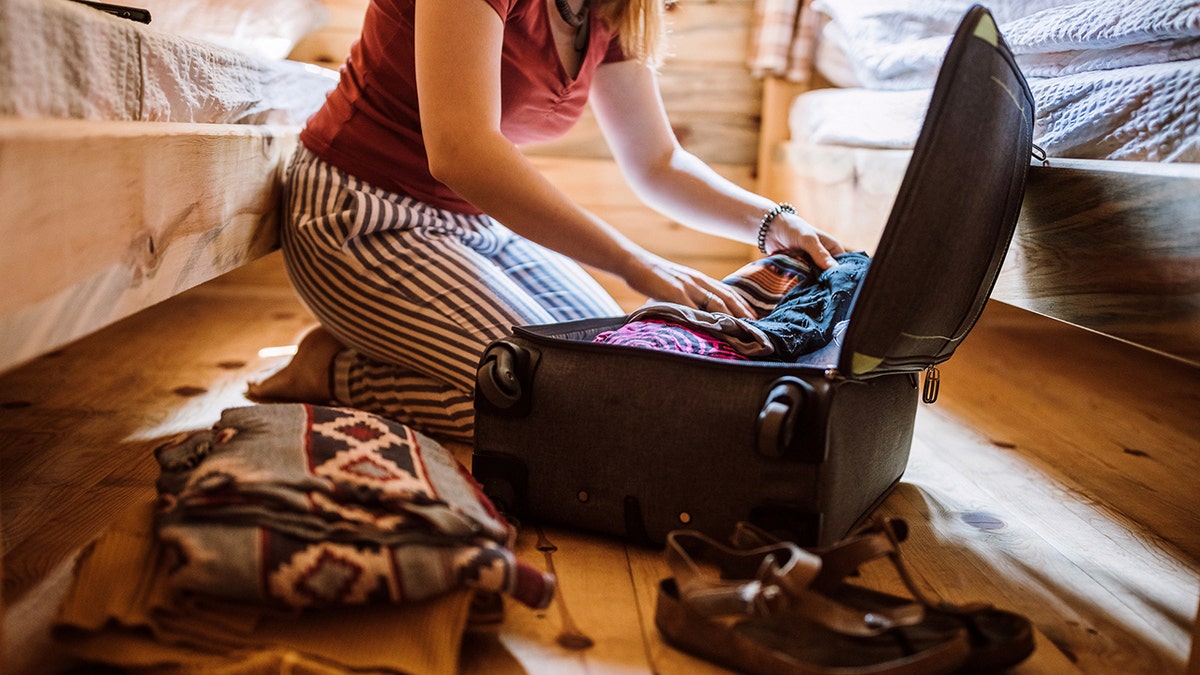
[995,158,1200,367]
[0,118,298,374]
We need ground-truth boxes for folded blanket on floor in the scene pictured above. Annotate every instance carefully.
[54,497,476,675]
[154,403,554,610]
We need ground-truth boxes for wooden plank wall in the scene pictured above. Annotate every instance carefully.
[523,0,761,167]
[525,0,762,308]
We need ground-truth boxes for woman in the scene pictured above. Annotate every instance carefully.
[249,0,845,441]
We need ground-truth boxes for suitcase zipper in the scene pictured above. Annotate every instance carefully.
[922,365,941,404]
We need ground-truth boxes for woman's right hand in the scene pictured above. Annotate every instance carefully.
[623,251,756,319]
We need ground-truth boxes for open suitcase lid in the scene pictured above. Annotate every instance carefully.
[838,5,1035,379]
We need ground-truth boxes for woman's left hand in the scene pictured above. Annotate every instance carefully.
[761,211,847,270]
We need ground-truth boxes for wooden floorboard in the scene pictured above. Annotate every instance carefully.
[1,253,1196,673]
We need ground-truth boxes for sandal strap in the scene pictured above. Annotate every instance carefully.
[810,520,904,590]
[729,519,902,585]
[734,519,991,615]
[665,530,925,637]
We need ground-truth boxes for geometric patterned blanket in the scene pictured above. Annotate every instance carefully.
[154,403,554,610]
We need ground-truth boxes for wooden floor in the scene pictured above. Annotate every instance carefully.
[2,252,1197,674]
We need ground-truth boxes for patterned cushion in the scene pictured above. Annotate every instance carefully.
[154,403,554,609]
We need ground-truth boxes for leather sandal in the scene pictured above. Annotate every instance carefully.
[730,519,1036,673]
[654,529,972,674]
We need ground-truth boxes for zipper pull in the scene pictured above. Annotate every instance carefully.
[922,365,940,404]
[1032,144,1049,167]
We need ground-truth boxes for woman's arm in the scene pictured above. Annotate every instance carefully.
[589,59,845,269]
[413,0,754,315]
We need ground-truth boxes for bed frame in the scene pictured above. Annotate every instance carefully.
[0,118,297,374]
[757,73,1200,673]
[756,77,1200,368]
[0,0,371,376]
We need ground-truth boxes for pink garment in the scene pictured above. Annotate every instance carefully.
[593,319,749,361]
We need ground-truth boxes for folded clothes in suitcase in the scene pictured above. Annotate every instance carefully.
[472,5,1036,546]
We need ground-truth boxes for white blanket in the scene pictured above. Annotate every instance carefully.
[812,0,1200,88]
[796,0,1200,162]
[0,0,338,124]
[790,57,1200,162]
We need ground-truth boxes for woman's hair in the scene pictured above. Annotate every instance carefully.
[595,0,675,66]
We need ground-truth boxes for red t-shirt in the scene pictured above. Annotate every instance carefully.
[300,0,627,214]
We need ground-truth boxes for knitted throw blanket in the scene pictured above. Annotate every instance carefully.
[154,403,554,610]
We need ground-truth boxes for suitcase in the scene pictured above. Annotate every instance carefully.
[471,5,1035,547]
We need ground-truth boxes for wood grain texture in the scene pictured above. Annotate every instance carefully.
[0,118,297,374]
[930,301,1200,671]
[522,0,762,166]
[994,159,1200,366]
[1191,599,1200,675]
[1,257,1196,672]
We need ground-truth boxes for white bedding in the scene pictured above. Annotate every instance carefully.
[795,0,1200,162]
[790,58,1200,162]
[811,0,1200,88]
[0,0,338,125]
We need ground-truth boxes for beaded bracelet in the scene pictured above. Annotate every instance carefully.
[756,202,796,255]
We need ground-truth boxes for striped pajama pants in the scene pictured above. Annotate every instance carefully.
[280,146,623,441]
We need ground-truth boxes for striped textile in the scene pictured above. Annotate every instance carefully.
[723,253,817,318]
[747,0,818,83]
[280,146,622,441]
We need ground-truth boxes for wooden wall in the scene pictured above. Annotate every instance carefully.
[529,0,762,308]
[289,0,762,311]
[522,0,761,167]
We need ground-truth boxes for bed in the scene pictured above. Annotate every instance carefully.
[751,0,1200,367]
[0,0,340,373]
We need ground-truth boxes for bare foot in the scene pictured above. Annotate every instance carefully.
[246,326,344,403]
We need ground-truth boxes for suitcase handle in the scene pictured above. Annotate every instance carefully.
[757,377,815,460]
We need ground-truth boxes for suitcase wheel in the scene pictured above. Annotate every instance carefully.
[756,377,814,460]
[477,341,530,410]
[481,475,517,516]
[471,452,529,518]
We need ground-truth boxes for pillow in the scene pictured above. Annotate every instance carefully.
[137,0,330,60]
[154,403,555,610]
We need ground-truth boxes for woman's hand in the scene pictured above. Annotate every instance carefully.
[761,211,847,270]
[622,251,757,319]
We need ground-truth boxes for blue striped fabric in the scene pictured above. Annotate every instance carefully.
[279,146,622,440]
